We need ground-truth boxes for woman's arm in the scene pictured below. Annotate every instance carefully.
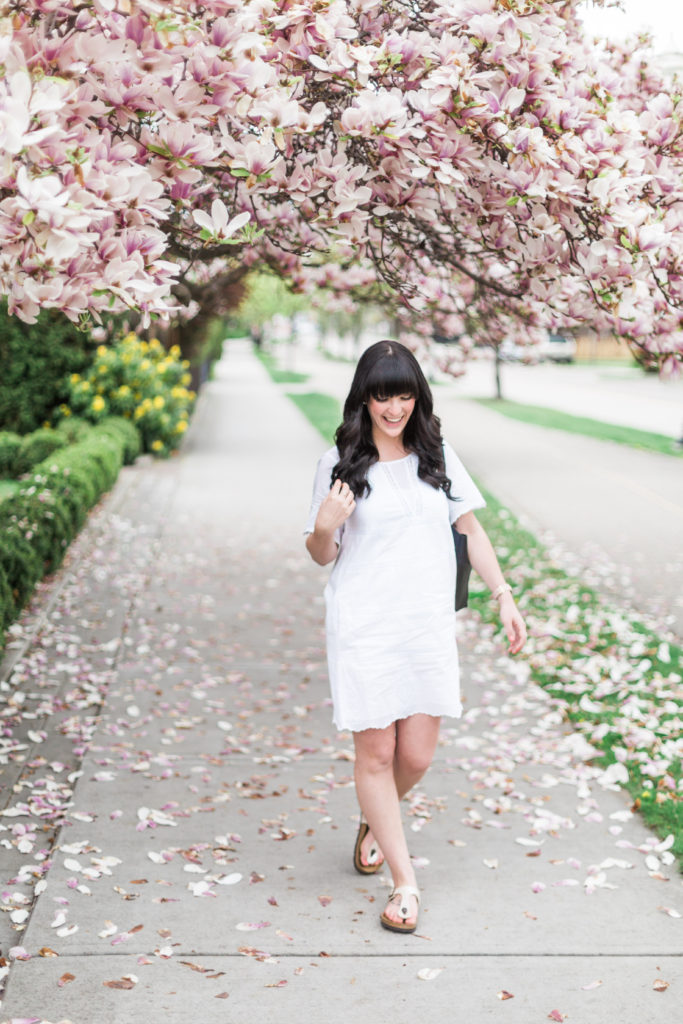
[305,479,355,566]
[454,510,527,654]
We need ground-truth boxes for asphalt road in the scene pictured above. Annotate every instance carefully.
[444,357,683,439]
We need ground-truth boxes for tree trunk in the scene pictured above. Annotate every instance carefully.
[494,346,503,400]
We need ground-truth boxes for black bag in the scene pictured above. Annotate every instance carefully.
[452,526,471,611]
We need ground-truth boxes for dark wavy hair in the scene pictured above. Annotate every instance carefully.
[332,340,455,500]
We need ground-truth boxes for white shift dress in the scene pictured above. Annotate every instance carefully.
[305,442,485,732]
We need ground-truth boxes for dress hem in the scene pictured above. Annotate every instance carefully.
[333,704,463,733]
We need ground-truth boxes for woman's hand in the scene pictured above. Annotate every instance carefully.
[305,480,355,565]
[315,479,356,535]
[499,593,527,654]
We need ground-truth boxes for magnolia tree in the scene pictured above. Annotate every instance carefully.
[0,0,682,371]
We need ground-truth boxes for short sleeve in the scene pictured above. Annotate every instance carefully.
[443,440,485,523]
[304,447,343,544]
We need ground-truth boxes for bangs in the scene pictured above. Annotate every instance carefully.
[364,353,419,401]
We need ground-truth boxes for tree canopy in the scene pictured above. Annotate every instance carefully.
[1,0,681,368]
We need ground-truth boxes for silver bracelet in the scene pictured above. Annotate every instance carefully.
[491,582,512,601]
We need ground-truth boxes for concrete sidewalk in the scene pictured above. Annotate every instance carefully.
[1,342,681,1023]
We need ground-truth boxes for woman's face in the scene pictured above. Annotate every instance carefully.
[366,393,416,444]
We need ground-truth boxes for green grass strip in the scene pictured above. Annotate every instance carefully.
[471,486,683,869]
[293,388,683,870]
[287,391,341,445]
[476,398,682,458]
[255,347,310,385]
[0,480,19,503]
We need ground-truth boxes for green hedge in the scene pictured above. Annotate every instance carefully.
[0,299,97,433]
[0,431,21,476]
[0,419,140,482]
[14,429,68,476]
[0,417,141,645]
[55,417,96,445]
[94,416,142,466]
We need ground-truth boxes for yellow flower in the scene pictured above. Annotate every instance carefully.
[151,439,164,452]
[153,395,165,409]
[59,404,72,417]
[97,344,108,356]
[79,380,91,391]
[124,331,137,343]
[117,385,131,396]
[175,419,188,434]
[140,358,151,371]
[170,345,181,358]
[171,386,186,399]
[70,373,81,384]
[181,373,191,386]
[92,395,106,413]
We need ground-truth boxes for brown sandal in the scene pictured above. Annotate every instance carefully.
[353,820,383,875]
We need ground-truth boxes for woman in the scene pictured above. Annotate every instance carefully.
[304,341,526,934]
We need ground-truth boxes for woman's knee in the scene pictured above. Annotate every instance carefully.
[395,744,433,779]
[395,718,440,778]
[354,729,396,774]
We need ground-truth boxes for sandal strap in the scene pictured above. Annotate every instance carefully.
[388,885,420,920]
[356,815,381,868]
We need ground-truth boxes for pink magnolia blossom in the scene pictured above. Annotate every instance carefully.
[0,0,680,370]
[192,201,250,240]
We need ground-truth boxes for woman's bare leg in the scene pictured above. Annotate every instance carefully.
[354,714,441,927]
[358,714,441,867]
[393,714,441,798]
[354,725,416,925]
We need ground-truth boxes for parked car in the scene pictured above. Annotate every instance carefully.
[539,332,576,363]
[498,339,539,363]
